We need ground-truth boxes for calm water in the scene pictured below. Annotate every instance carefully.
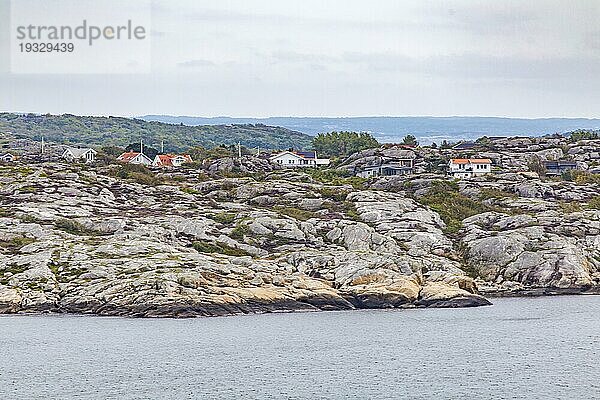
[1,296,599,399]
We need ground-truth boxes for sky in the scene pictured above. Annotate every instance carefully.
[0,0,599,118]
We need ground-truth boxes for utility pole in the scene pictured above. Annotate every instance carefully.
[140,138,143,154]
[161,140,164,154]
[257,146,260,156]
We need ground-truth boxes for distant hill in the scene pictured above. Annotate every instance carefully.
[0,113,313,152]
[140,115,600,144]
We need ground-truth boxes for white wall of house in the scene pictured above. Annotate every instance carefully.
[131,154,153,166]
[270,152,315,167]
[448,160,491,178]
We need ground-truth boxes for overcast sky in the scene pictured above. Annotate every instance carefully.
[1,0,599,117]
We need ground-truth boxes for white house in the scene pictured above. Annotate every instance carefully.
[152,154,193,168]
[62,147,97,163]
[448,158,492,179]
[269,151,330,167]
[0,153,16,162]
[117,151,153,166]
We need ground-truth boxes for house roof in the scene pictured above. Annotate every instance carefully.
[154,154,193,166]
[295,151,316,159]
[450,158,492,164]
[270,151,305,160]
[154,154,173,166]
[118,151,149,162]
[65,147,96,158]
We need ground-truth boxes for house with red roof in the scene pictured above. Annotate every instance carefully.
[152,154,193,168]
[117,151,153,166]
[448,158,492,179]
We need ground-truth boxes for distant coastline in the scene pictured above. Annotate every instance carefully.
[139,115,600,144]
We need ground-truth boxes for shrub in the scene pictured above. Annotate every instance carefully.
[418,180,487,234]
[229,223,250,240]
[211,212,237,225]
[573,171,600,185]
[110,164,163,186]
[587,196,600,210]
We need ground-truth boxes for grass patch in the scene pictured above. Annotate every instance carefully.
[229,223,250,240]
[110,164,164,186]
[181,187,199,195]
[211,212,237,225]
[588,196,600,210]
[192,241,251,257]
[558,201,582,213]
[18,214,43,224]
[478,188,516,201]
[54,218,102,236]
[418,180,488,234]
[304,169,367,189]
[0,236,35,252]
[274,206,317,221]
[318,186,350,202]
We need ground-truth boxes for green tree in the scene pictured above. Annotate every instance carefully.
[125,143,159,159]
[401,134,418,146]
[313,131,379,157]
[527,156,546,177]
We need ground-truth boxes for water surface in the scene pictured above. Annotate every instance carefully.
[1,296,599,399]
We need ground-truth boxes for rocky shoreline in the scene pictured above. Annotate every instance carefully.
[1,136,599,317]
